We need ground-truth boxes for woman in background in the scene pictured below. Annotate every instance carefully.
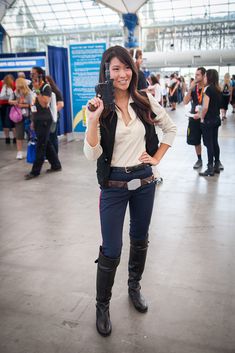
[168,73,179,111]
[129,48,148,91]
[9,78,33,159]
[46,75,64,154]
[220,73,232,121]
[0,74,16,144]
[194,69,224,176]
[147,74,162,105]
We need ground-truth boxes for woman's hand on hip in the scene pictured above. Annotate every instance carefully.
[139,151,159,166]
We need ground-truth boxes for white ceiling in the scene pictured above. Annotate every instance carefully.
[0,0,15,22]
[96,0,148,14]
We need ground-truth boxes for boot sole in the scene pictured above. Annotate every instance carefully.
[129,295,148,313]
[199,174,214,176]
[96,323,112,337]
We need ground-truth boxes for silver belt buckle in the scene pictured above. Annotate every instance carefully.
[127,178,141,190]
[125,166,131,173]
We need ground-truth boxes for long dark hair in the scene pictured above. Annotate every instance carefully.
[46,75,61,97]
[206,69,221,92]
[32,66,45,81]
[99,45,153,124]
[150,74,160,85]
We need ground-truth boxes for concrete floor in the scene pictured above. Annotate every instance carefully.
[0,104,235,353]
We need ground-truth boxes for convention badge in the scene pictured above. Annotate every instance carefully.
[31,105,37,113]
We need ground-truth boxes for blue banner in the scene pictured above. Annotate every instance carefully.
[69,42,106,132]
[0,57,45,71]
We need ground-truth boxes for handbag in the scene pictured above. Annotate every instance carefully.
[26,140,36,164]
[26,130,37,164]
[9,106,23,123]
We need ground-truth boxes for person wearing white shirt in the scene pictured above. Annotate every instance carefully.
[147,73,162,105]
[84,46,176,337]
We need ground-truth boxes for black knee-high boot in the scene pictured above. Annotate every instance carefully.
[96,247,120,337]
[128,237,149,313]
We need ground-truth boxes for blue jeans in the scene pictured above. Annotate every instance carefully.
[99,166,156,258]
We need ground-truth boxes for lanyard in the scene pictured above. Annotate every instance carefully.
[196,84,203,104]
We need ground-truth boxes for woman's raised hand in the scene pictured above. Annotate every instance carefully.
[86,97,104,125]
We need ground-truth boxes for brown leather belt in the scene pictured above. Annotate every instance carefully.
[108,175,155,189]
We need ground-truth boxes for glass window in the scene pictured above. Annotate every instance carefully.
[1,0,234,53]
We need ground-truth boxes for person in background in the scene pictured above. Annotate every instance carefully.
[45,75,64,154]
[184,67,206,169]
[220,73,232,121]
[194,69,224,176]
[17,72,31,86]
[147,73,162,105]
[129,48,148,91]
[9,78,33,159]
[168,73,179,111]
[84,45,176,337]
[231,75,235,113]
[162,76,169,108]
[0,74,16,144]
[230,74,235,88]
[181,76,187,99]
[24,66,62,180]
[177,77,183,104]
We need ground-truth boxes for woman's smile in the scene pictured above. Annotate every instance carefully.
[109,57,132,91]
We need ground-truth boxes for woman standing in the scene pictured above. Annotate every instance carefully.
[220,73,232,121]
[0,74,16,144]
[45,75,64,154]
[147,74,162,105]
[24,66,61,180]
[9,78,33,159]
[129,48,148,91]
[168,74,179,111]
[84,46,176,337]
[194,69,224,176]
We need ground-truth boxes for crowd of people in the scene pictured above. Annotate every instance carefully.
[1,53,234,182]
[0,68,64,179]
[128,47,235,176]
[1,46,235,337]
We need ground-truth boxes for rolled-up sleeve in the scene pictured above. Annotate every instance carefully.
[83,125,103,160]
[147,92,177,146]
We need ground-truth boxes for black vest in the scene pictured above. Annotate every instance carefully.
[97,102,159,187]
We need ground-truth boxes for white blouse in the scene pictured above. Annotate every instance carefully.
[84,93,176,167]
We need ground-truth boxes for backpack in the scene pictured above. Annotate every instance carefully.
[9,106,23,123]
[42,84,58,123]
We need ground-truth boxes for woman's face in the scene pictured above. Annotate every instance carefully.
[204,75,208,86]
[109,57,132,92]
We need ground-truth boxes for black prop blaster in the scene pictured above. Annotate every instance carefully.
[88,63,115,112]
